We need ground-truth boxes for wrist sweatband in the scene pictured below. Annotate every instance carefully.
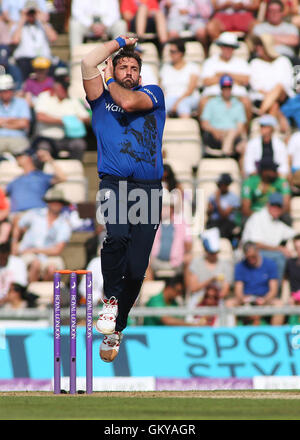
[106,77,115,86]
[115,36,126,48]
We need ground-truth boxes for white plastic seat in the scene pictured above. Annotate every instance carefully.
[43,159,84,177]
[27,281,53,307]
[53,178,87,204]
[163,118,201,142]
[0,161,23,186]
[138,280,165,305]
[197,158,241,182]
[163,141,201,181]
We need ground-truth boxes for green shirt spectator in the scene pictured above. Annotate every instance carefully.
[242,174,290,213]
[144,291,178,326]
[143,276,194,327]
[241,158,291,219]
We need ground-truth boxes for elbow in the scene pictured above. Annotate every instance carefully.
[120,99,135,113]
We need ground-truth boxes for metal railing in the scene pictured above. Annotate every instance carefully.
[0,304,299,326]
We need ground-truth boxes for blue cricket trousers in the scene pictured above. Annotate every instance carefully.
[99,175,162,331]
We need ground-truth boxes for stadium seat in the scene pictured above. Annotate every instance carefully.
[291,197,300,220]
[139,42,159,65]
[291,198,300,233]
[138,280,165,305]
[197,158,241,182]
[61,231,94,271]
[0,160,23,186]
[163,118,201,142]
[43,159,84,177]
[27,281,53,308]
[162,41,205,66]
[163,140,201,181]
[52,178,88,204]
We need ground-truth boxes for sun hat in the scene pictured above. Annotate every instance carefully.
[215,32,240,49]
[0,74,15,91]
[32,57,51,69]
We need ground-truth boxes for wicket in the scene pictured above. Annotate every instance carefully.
[53,270,93,394]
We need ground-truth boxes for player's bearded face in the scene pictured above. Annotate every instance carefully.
[114,58,141,89]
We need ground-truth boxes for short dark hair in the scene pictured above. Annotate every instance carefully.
[294,234,300,241]
[0,242,10,255]
[168,38,186,54]
[165,275,184,289]
[112,48,142,73]
[243,241,258,254]
[268,0,284,11]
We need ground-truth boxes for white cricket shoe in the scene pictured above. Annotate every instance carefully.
[100,332,123,363]
[95,296,118,335]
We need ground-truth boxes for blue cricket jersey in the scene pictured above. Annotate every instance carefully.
[88,84,166,180]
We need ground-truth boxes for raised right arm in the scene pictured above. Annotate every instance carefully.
[81,36,138,101]
[81,40,120,101]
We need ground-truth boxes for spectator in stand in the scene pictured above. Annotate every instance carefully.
[22,57,54,107]
[249,34,294,117]
[12,188,72,282]
[144,276,194,326]
[185,228,233,308]
[252,0,300,63]
[33,77,90,160]
[0,45,24,90]
[284,234,300,309]
[135,44,158,85]
[160,39,201,118]
[121,0,168,46]
[242,192,295,280]
[0,10,13,45]
[226,241,284,325]
[243,115,289,177]
[1,282,38,309]
[281,88,300,131]
[11,0,58,80]
[200,74,247,157]
[206,173,240,241]
[5,148,66,214]
[242,157,291,219]
[0,242,28,304]
[0,74,31,155]
[207,0,260,40]
[147,188,192,279]
[287,130,300,188]
[161,163,185,213]
[162,0,213,50]
[1,0,48,26]
[79,253,104,306]
[0,187,11,244]
[186,282,221,326]
[199,32,251,121]
[69,0,127,48]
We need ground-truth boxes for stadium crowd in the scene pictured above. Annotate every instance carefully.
[0,0,300,327]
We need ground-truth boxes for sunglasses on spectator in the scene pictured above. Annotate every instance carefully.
[169,49,181,54]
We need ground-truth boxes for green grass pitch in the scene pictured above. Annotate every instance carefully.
[0,391,300,420]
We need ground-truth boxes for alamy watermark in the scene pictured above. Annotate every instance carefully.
[95,182,205,235]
